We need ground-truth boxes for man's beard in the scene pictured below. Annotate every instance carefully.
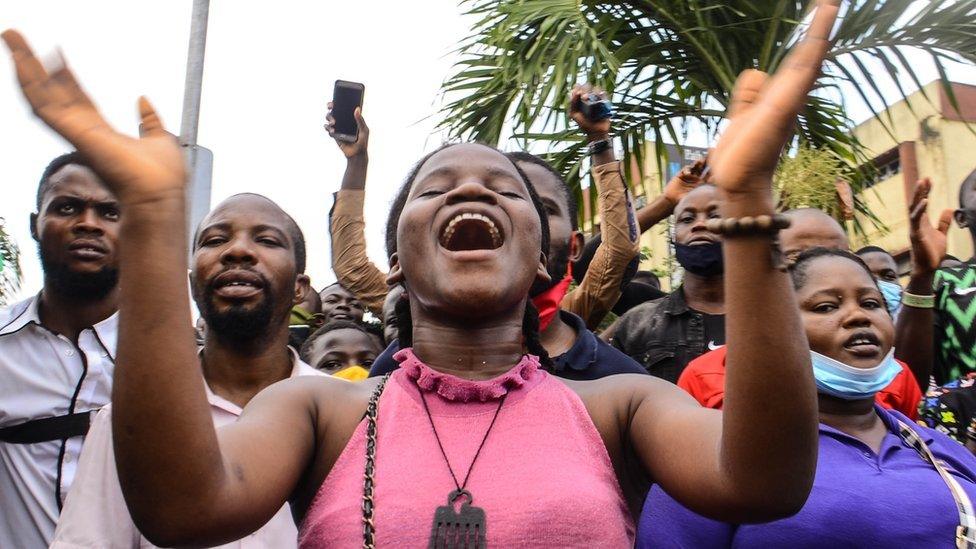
[530,239,570,297]
[198,280,277,345]
[40,250,118,301]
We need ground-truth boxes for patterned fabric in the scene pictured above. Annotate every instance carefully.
[921,374,976,444]
[935,262,976,384]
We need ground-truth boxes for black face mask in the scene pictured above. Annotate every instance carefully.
[674,240,724,277]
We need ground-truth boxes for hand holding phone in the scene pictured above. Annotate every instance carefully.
[325,80,368,158]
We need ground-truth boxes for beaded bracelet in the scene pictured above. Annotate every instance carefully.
[902,291,935,309]
[704,214,791,236]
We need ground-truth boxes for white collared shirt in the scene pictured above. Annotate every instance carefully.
[51,350,327,549]
[0,294,118,549]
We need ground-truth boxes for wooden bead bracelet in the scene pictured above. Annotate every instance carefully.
[704,214,791,236]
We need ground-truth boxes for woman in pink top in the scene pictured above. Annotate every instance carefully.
[2,2,838,545]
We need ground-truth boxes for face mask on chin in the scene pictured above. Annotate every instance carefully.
[811,348,901,400]
[674,240,724,277]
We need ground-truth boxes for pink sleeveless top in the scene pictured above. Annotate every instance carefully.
[298,349,634,547]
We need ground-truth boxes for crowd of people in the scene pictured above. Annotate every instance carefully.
[3,2,976,547]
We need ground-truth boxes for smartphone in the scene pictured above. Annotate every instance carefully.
[332,80,365,143]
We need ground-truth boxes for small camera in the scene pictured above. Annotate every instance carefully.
[578,93,613,122]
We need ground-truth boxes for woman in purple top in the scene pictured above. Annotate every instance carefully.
[640,248,976,548]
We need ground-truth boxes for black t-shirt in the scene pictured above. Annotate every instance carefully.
[702,313,725,351]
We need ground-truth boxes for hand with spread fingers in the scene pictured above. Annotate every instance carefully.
[909,178,952,274]
[2,29,184,204]
[325,103,369,159]
[708,0,838,205]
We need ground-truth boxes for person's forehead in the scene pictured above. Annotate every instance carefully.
[800,256,876,293]
[517,163,564,207]
[43,165,115,204]
[413,144,522,188]
[201,195,292,237]
[320,329,375,351]
[383,286,404,309]
[860,251,896,269]
[321,284,354,299]
[675,186,718,214]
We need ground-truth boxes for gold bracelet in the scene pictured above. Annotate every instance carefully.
[902,291,935,309]
[704,214,791,236]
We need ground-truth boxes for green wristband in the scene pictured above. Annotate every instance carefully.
[902,291,935,309]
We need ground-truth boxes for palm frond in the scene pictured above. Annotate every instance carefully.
[0,217,22,305]
[438,0,976,233]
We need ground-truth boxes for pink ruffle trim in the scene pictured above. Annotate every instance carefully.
[394,348,539,402]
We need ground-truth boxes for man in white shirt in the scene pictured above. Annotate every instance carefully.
[0,153,121,548]
[53,193,330,548]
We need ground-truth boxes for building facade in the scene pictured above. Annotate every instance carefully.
[851,81,976,270]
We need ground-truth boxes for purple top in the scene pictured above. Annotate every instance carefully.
[639,405,976,548]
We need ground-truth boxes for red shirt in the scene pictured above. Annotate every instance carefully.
[677,347,922,420]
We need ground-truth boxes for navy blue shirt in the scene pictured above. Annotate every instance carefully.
[368,310,646,380]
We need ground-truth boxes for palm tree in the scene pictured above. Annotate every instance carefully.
[437,0,976,230]
[0,217,22,305]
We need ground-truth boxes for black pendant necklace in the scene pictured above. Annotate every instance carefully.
[420,390,507,549]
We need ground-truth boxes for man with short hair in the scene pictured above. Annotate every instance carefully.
[611,184,726,382]
[856,245,902,317]
[0,153,120,548]
[52,193,326,548]
[318,282,365,325]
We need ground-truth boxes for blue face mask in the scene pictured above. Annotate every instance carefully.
[876,279,902,317]
[811,348,901,400]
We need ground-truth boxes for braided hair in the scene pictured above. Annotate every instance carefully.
[385,143,553,369]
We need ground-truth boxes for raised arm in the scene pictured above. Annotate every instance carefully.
[636,159,707,233]
[562,85,640,328]
[616,1,838,522]
[326,105,389,316]
[2,31,321,546]
[895,178,951,388]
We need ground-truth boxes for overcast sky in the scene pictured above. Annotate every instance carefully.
[0,0,470,301]
[1,1,974,303]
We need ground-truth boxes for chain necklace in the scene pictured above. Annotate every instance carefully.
[420,389,507,549]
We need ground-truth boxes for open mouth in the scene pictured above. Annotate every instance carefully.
[212,269,265,299]
[843,330,882,357]
[439,212,503,252]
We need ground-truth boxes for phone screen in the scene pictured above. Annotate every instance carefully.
[333,83,364,138]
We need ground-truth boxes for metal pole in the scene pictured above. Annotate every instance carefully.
[179,0,212,248]
[180,0,210,150]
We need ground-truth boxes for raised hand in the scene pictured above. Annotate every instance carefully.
[708,0,839,204]
[909,178,952,274]
[663,158,708,205]
[325,103,369,158]
[569,84,611,139]
[2,30,184,204]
